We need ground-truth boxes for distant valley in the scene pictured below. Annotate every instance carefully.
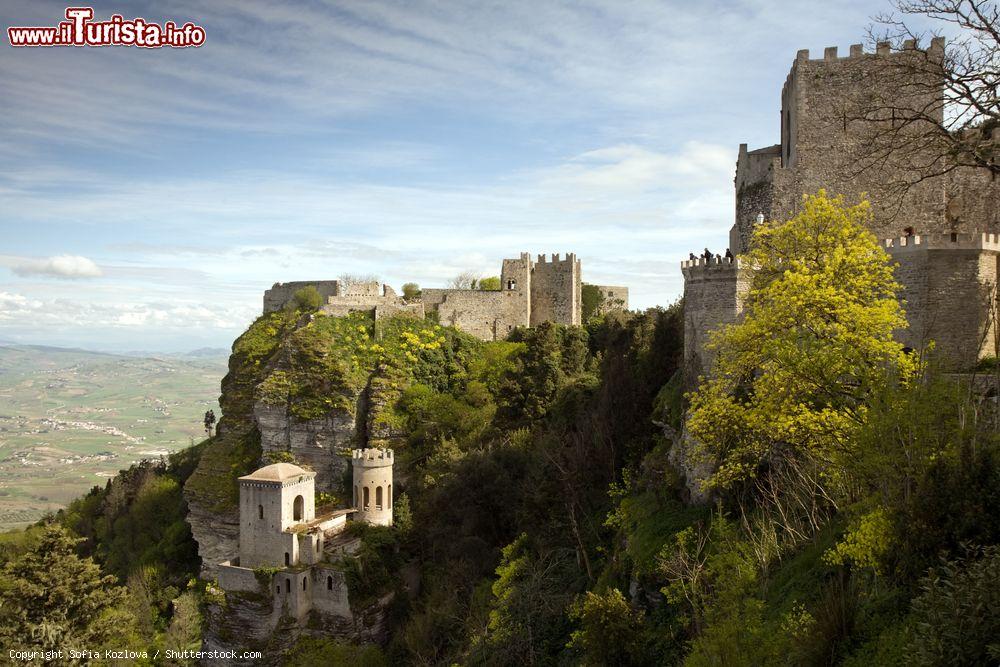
[0,344,227,529]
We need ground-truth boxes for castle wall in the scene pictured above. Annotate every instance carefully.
[590,285,629,315]
[681,257,751,388]
[888,233,1000,369]
[263,252,618,341]
[264,281,342,314]
[530,253,581,326]
[421,289,506,340]
[311,566,352,618]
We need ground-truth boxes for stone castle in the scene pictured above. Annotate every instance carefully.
[215,449,394,633]
[684,39,1000,381]
[263,252,629,341]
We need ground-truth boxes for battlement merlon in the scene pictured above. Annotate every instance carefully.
[884,232,1000,253]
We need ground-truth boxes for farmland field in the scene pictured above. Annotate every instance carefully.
[0,344,228,529]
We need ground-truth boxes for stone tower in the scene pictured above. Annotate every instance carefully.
[732,39,948,253]
[237,462,316,568]
[681,256,751,390]
[352,448,394,526]
[530,253,582,326]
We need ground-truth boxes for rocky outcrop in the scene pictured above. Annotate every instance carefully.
[254,403,355,493]
[664,424,714,505]
[187,500,239,580]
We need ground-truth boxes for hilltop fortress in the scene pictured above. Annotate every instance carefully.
[264,253,628,341]
[684,39,1000,381]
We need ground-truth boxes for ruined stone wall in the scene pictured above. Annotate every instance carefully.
[264,281,342,314]
[530,253,581,326]
[887,233,1000,369]
[420,288,506,340]
[591,285,629,314]
[681,257,751,389]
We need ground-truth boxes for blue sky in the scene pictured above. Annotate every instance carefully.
[0,0,935,352]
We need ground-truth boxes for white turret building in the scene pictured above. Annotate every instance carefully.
[216,453,394,628]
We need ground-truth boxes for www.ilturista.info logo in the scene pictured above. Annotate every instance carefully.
[8,7,206,48]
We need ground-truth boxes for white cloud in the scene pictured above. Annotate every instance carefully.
[10,255,103,279]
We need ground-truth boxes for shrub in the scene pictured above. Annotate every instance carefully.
[401,282,421,301]
[905,545,1000,665]
[292,285,323,311]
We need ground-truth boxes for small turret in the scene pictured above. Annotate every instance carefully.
[351,448,394,526]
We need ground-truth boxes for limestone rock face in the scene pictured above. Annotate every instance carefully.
[254,402,355,493]
[201,587,391,666]
[187,499,239,580]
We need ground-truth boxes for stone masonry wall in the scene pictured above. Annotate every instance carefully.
[887,233,1000,369]
[264,281,342,314]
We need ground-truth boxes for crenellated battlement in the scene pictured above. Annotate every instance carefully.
[681,256,744,271]
[792,36,944,64]
[352,448,393,465]
[884,232,1000,253]
[535,252,578,265]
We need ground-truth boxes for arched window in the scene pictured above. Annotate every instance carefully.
[327,576,333,590]
[285,579,290,593]
[506,279,516,290]
[316,540,321,553]
[284,552,290,566]
[363,486,370,510]
[293,495,304,521]
[258,504,264,520]
[276,586,280,594]
[354,485,358,508]
[376,486,383,510]
[388,484,392,507]
[302,577,307,591]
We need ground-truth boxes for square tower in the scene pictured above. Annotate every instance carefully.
[530,253,581,326]
[238,463,316,568]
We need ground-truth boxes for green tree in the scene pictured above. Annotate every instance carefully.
[568,588,646,666]
[687,191,916,490]
[480,533,574,665]
[0,524,135,657]
[477,276,501,291]
[581,284,603,321]
[402,282,421,301]
[292,285,323,311]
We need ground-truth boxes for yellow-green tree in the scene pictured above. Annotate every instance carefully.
[687,192,916,490]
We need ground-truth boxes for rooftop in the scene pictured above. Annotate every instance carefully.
[239,462,314,483]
